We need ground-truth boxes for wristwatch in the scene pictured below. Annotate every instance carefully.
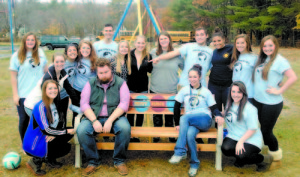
[91,119,97,124]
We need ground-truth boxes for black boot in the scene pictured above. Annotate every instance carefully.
[26,157,46,176]
[256,154,273,172]
[46,158,63,168]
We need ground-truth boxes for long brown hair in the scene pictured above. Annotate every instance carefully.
[18,32,40,64]
[135,35,150,63]
[78,40,97,71]
[230,34,252,69]
[225,81,248,121]
[41,80,59,124]
[116,40,132,75]
[156,31,174,56]
[253,35,279,80]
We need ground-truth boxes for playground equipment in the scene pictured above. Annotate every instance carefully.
[113,0,161,41]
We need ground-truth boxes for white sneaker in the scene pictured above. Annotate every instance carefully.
[169,154,187,164]
[188,168,198,177]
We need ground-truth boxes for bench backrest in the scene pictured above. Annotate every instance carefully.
[127,93,184,114]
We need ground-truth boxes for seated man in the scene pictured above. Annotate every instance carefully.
[77,58,131,176]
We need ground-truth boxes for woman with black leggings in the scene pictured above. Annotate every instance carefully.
[253,35,297,161]
[221,81,273,172]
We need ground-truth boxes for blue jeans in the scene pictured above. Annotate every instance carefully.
[76,116,131,166]
[174,113,212,169]
[17,98,30,142]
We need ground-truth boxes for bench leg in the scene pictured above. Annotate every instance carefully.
[75,143,82,168]
[215,124,223,171]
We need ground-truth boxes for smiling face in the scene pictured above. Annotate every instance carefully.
[46,83,58,100]
[212,36,225,49]
[103,26,114,40]
[231,85,243,104]
[119,41,129,55]
[235,37,247,54]
[67,46,78,60]
[188,70,201,88]
[263,39,276,56]
[54,55,65,72]
[26,35,36,50]
[195,30,208,45]
[80,43,91,58]
[159,35,170,49]
[135,37,146,52]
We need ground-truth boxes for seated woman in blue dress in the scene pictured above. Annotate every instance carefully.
[221,81,273,172]
[169,64,224,177]
[23,80,75,176]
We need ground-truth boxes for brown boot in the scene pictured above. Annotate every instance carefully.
[82,164,99,176]
[114,163,128,176]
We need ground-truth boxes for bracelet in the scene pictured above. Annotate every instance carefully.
[91,119,97,124]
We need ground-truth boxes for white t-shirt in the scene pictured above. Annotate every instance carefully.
[93,40,118,59]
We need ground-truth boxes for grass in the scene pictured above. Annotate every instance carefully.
[0,47,300,177]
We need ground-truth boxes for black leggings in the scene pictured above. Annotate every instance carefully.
[221,137,263,166]
[253,100,283,151]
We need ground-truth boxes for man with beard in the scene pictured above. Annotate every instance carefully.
[77,58,131,176]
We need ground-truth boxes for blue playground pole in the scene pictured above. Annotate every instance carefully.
[7,0,14,53]
[113,0,133,41]
[142,0,160,35]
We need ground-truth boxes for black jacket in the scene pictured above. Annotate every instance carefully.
[42,65,80,108]
[127,49,153,92]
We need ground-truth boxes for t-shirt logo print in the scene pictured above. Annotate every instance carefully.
[78,64,87,74]
[256,64,264,73]
[198,52,207,61]
[189,97,200,107]
[234,62,242,72]
[68,68,76,77]
[223,53,229,59]
[226,112,233,123]
[29,58,40,68]
[103,51,112,58]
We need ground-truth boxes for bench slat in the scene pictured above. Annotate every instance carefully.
[96,143,216,151]
[97,127,218,138]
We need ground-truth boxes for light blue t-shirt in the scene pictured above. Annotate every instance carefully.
[73,58,96,92]
[93,40,118,59]
[254,54,291,105]
[60,60,78,99]
[50,103,59,128]
[175,85,216,116]
[179,43,213,87]
[9,48,47,98]
[225,102,263,149]
[232,53,258,98]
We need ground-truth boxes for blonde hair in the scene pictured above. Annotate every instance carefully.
[116,40,131,75]
[18,32,40,65]
[135,35,150,64]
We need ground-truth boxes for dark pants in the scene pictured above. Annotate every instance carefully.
[17,98,30,142]
[253,100,283,151]
[208,82,230,112]
[221,137,263,166]
[60,97,69,125]
[29,134,73,164]
[150,90,174,127]
[127,114,144,127]
[127,90,147,127]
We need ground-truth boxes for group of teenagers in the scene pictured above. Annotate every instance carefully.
[9,23,297,177]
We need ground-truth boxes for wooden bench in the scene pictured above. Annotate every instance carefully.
[74,93,223,170]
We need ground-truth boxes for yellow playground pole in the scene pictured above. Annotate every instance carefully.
[130,10,147,43]
[137,0,143,35]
